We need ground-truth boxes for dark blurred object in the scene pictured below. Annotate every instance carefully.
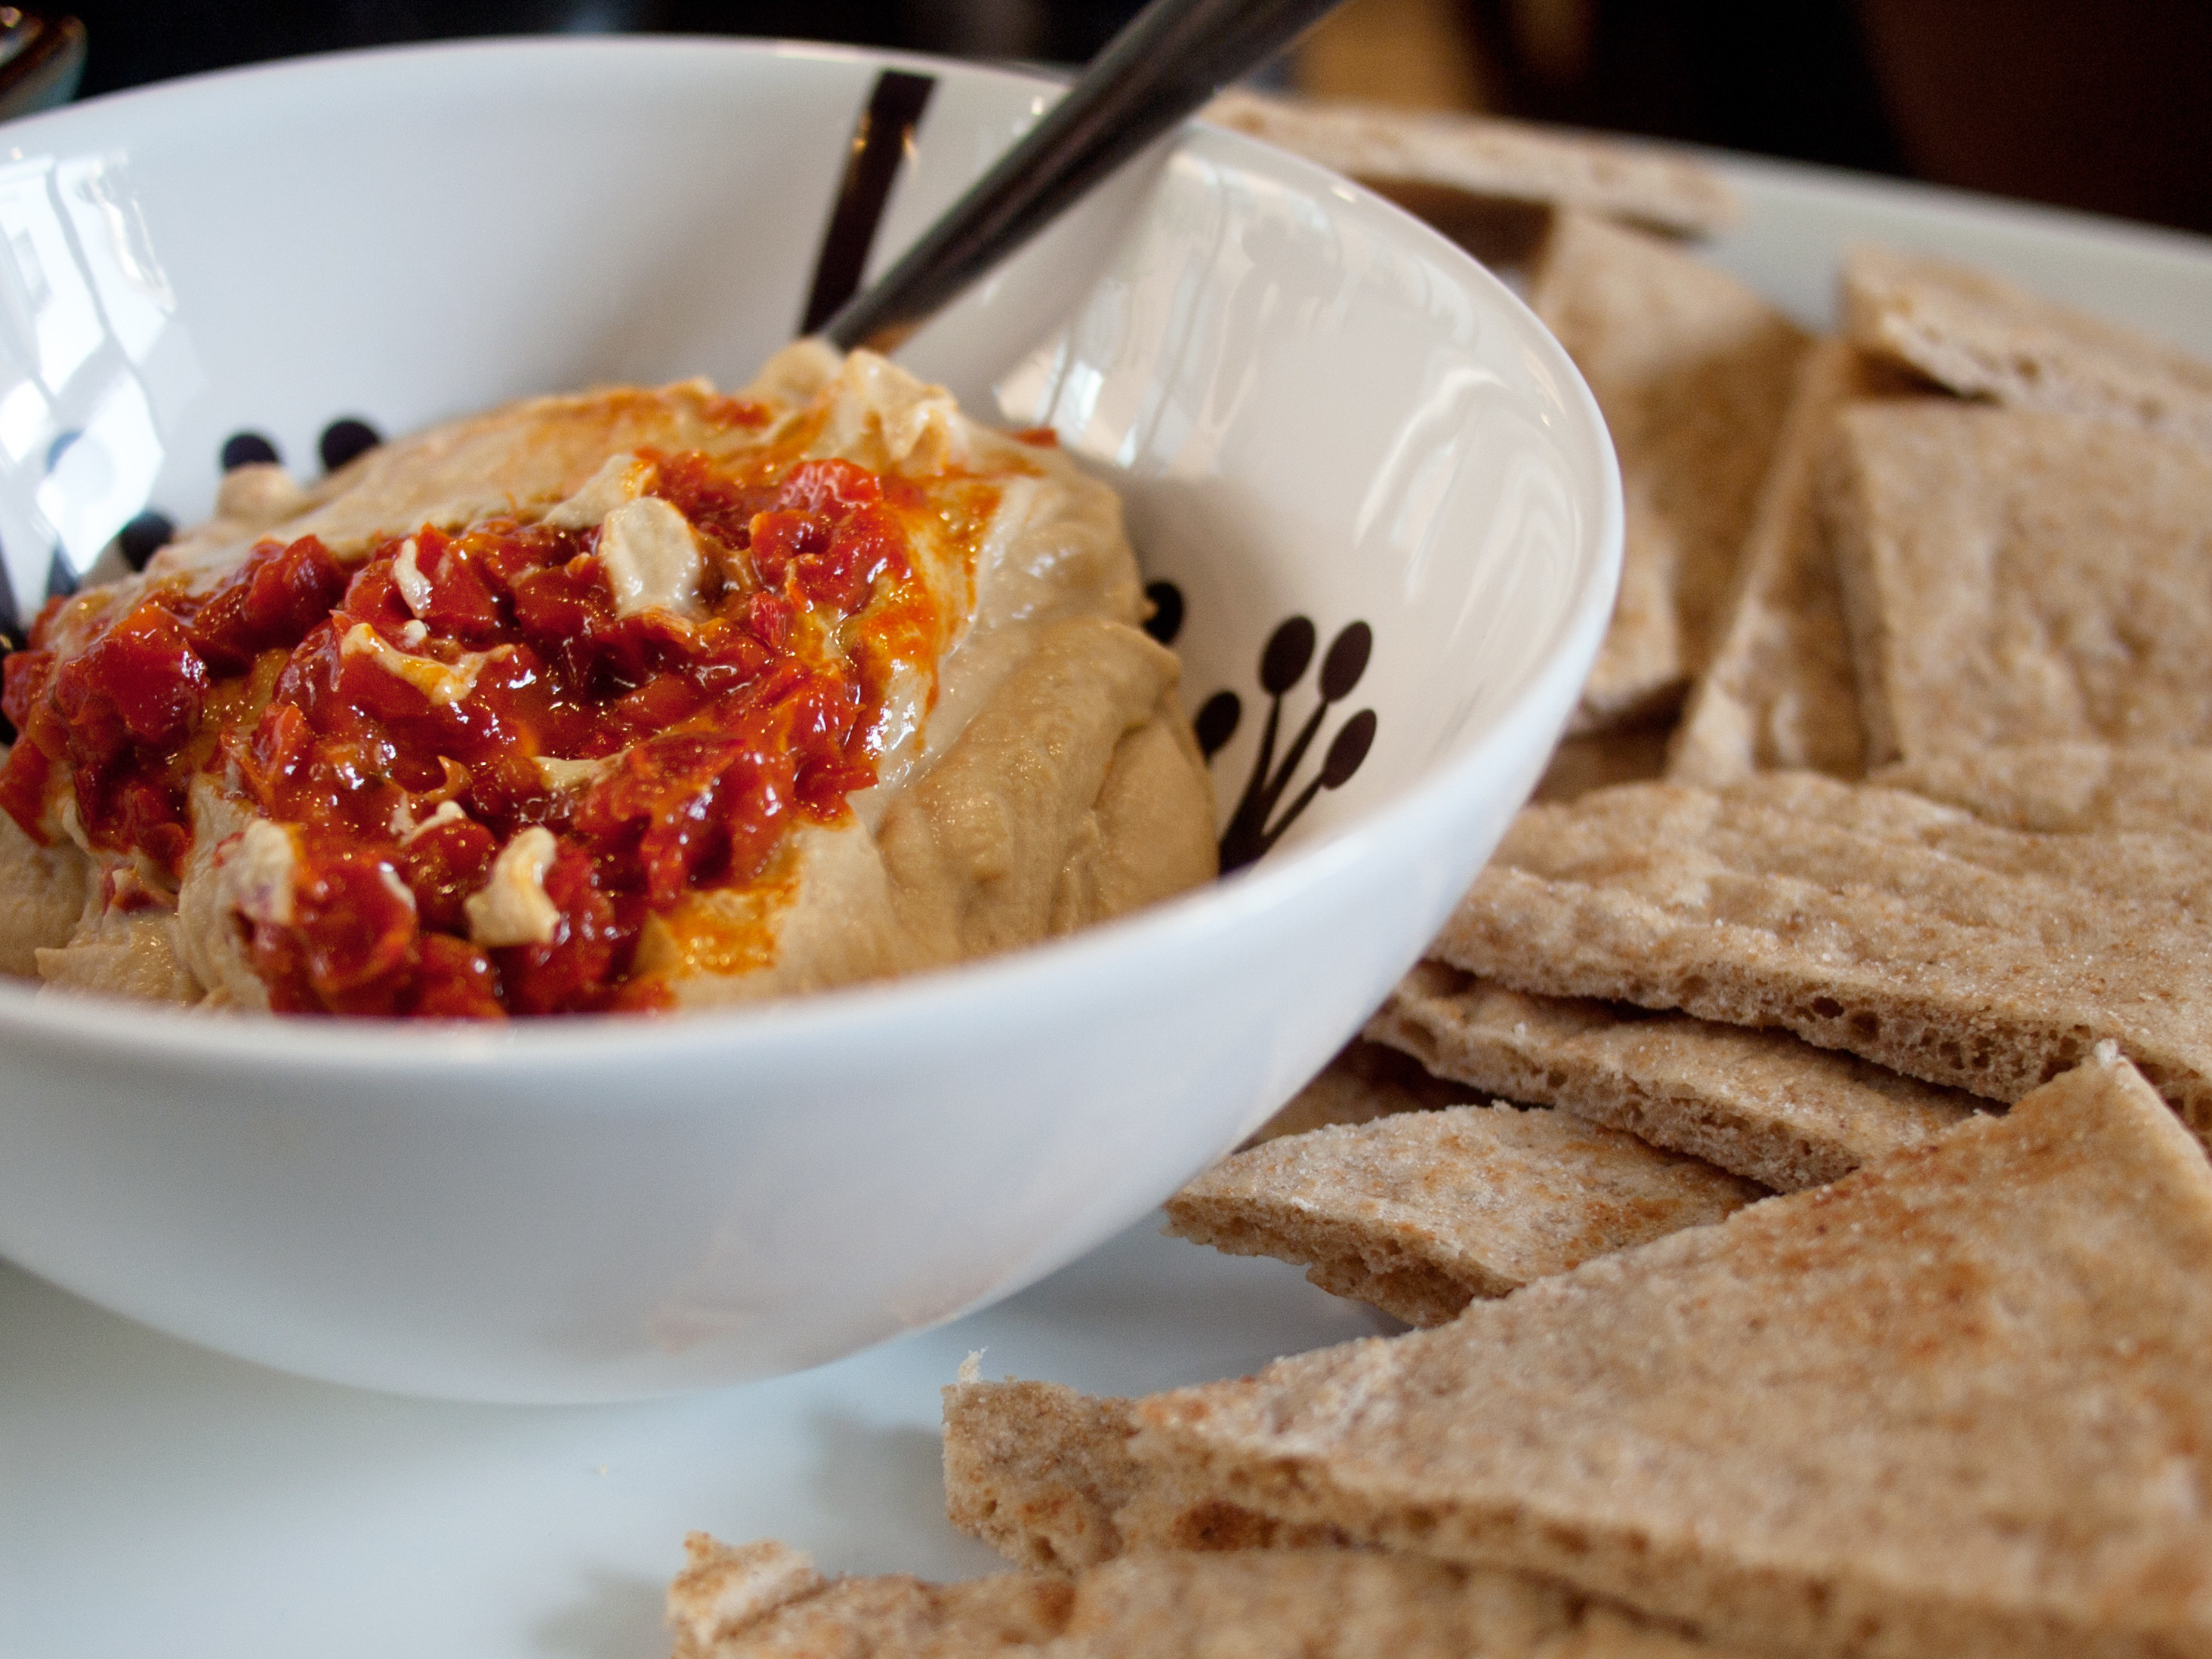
[0,8,85,118]
[644,1,1149,63]
[70,0,645,97]
[1855,0,2212,238]
[58,0,2212,239]
[1463,2,1908,177]
[1460,0,2212,237]
[66,0,1149,101]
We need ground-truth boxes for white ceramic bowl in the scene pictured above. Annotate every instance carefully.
[0,38,1619,1401]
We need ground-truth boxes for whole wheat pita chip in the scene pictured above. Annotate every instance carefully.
[1165,1102,1760,1325]
[674,1534,1750,1657]
[1049,1549,1570,1657]
[1529,212,1811,729]
[1245,1036,1470,1147]
[1668,340,1927,785]
[1204,88,1738,236]
[1842,242,2212,448]
[1436,773,2212,1136]
[667,1534,1072,1659]
[1371,961,1980,1192]
[1136,1048,2212,1659]
[944,1377,1149,1574]
[943,1375,1343,1571]
[1874,743,2212,833]
[1825,402,2212,763]
[1050,1549,1747,1659]
[1535,718,1674,804]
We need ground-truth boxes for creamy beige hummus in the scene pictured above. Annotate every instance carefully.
[1,344,1216,1012]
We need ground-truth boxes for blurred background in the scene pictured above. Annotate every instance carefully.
[26,0,2212,236]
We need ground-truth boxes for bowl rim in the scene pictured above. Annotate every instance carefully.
[0,35,1624,1074]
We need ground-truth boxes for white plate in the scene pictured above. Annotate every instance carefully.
[6,151,2211,1659]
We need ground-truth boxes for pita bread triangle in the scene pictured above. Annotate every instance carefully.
[1134,1047,2212,1659]
[1165,1102,1760,1324]
[672,1531,1760,1657]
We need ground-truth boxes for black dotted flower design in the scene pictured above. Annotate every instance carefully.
[1146,582,1378,874]
[112,417,384,587]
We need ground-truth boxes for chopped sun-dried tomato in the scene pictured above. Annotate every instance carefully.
[11,426,963,1016]
[183,535,348,673]
[54,600,208,758]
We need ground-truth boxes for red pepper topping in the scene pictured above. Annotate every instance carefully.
[0,650,57,835]
[0,602,211,871]
[54,600,208,753]
[251,831,421,1010]
[0,732,50,844]
[2,431,957,1017]
[412,529,507,643]
[394,814,499,933]
[776,457,881,516]
[184,535,348,673]
[498,842,627,1017]
[409,933,506,1019]
[1,645,54,735]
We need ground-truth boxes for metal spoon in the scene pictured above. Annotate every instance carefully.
[822,0,1349,355]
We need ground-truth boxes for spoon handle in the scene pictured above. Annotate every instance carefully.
[822,0,1346,355]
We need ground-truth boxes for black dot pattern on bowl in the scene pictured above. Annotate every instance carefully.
[44,429,80,472]
[319,418,381,473]
[1214,615,1378,874]
[119,510,175,571]
[1143,580,1183,646]
[1322,708,1377,787]
[1259,615,1315,695]
[1319,621,1372,701]
[1195,690,1241,759]
[221,431,280,471]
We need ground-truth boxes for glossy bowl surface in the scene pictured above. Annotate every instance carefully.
[0,38,1619,1400]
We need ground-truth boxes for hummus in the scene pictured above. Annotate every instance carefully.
[0,344,1216,1016]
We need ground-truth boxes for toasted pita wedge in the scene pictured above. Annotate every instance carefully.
[1165,1103,1760,1325]
[1436,774,2212,1136]
[668,1533,1072,1658]
[1529,212,1811,728]
[1051,1549,1750,1658]
[1547,1610,1747,1659]
[1842,243,2212,448]
[1205,88,1738,236]
[943,1376,1342,1571]
[1825,402,2212,763]
[1874,743,2212,833]
[1535,718,1674,804]
[1371,961,1980,1192]
[1668,340,1926,785]
[1245,1037,1470,1148]
[1136,1049,2212,1659]
[674,1532,1750,1657]
[945,1377,1148,1574]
